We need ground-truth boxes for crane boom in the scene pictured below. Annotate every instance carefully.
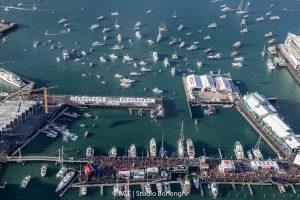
[30,86,58,114]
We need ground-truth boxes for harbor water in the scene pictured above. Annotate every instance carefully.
[1,0,300,199]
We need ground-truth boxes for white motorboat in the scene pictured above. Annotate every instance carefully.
[233,41,242,48]
[197,61,203,67]
[211,183,218,199]
[56,166,67,179]
[109,146,117,158]
[231,51,239,57]
[41,165,47,177]
[152,51,159,62]
[267,58,275,70]
[240,28,248,33]
[156,182,163,193]
[123,54,134,62]
[112,184,122,197]
[112,45,124,50]
[150,138,157,157]
[120,82,132,89]
[179,41,185,48]
[204,47,212,53]
[178,24,184,31]
[80,187,87,196]
[220,14,227,19]
[99,56,107,63]
[172,53,178,60]
[147,39,155,45]
[234,141,245,160]
[186,138,195,159]
[203,35,212,40]
[144,183,152,194]
[152,88,163,94]
[115,74,123,78]
[139,60,147,66]
[128,144,137,158]
[270,15,280,20]
[265,32,273,37]
[163,58,170,67]
[232,62,243,67]
[130,72,142,76]
[256,16,264,21]
[252,148,263,160]
[109,54,118,60]
[208,22,217,28]
[247,150,253,160]
[92,41,104,47]
[234,57,244,62]
[135,31,142,39]
[221,7,231,12]
[117,34,122,43]
[58,18,68,24]
[63,50,69,60]
[111,11,119,16]
[241,19,246,26]
[97,16,105,20]
[102,27,110,33]
[268,38,276,44]
[89,24,99,30]
[20,175,31,188]
[86,146,94,158]
[186,45,197,51]
[207,53,221,60]
[140,67,152,72]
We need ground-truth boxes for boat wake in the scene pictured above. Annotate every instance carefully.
[1,6,47,12]
[45,30,68,36]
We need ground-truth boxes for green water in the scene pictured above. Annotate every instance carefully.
[1,0,300,199]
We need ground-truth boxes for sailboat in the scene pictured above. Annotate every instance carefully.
[115,18,120,29]
[177,121,185,158]
[159,132,166,158]
[172,9,177,18]
[261,45,265,57]
[236,0,250,14]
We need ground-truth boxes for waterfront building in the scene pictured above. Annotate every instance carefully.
[218,160,235,173]
[280,33,300,69]
[242,92,300,154]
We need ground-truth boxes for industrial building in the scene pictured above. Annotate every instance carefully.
[242,92,300,153]
[0,100,39,135]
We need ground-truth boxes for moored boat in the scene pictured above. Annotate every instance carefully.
[150,138,157,157]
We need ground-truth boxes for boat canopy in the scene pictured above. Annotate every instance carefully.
[216,77,232,92]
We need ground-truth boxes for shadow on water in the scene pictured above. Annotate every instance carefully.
[107,119,137,128]
[235,79,250,94]
[163,98,182,118]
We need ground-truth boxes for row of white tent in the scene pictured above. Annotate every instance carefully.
[243,92,300,150]
[186,74,233,93]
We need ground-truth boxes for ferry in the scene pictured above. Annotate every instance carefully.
[177,122,185,158]
[0,68,26,88]
[267,59,275,70]
[150,138,157,157]
[186,138,195,159]
[211,183,218,199]
[20,175,31,188]
[181,177,191,196]
[128,144,136,158]
[234,141,244,160]
[41,165,47,177]
[55,170,76,193]
[109,146,117,158]
[86,146,94,158]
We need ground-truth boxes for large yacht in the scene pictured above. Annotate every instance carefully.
[234,141,245,160]
[128,144,136,158]
[55,170,76,193]
[0,68,26,88]
[150,138,157,157]
[186,138,195,159]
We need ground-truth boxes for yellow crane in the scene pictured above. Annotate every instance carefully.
[30,86,58,114]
